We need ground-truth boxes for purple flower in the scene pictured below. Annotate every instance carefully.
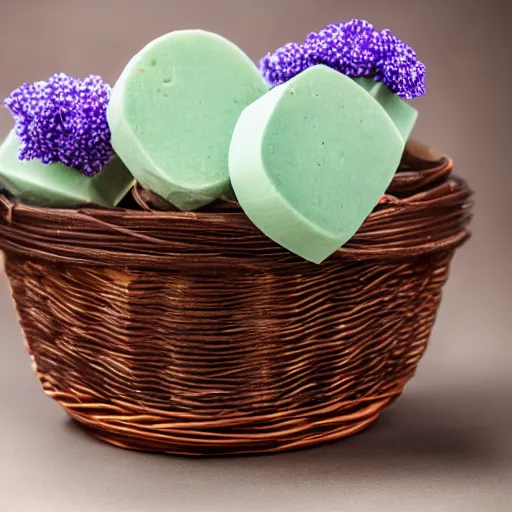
[260,19,426,99]
[305,19,382,77]
[378,29,426,100]
[4,73,114,176]
[260,42,311,86]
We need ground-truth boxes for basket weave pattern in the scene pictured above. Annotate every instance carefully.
[0,148,473,455]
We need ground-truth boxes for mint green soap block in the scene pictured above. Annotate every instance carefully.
[107,30,268,211]
[0,130,134,207]
[354,78,418,142]
[229,65,404,264]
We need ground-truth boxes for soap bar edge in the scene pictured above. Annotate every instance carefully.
[229,86,344,264]
[107,29,266,210]
[0,130,134,208]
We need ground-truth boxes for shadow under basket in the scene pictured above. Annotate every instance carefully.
[0,147,473,456]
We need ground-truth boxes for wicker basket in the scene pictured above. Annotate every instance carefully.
[0,144,473,456]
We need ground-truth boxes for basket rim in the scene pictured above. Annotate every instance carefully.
[0,149,473,269]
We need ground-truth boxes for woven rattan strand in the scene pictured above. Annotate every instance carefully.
[0,143,473,455]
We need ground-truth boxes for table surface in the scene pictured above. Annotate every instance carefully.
[1,271,511,512]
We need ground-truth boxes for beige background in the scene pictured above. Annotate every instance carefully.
[0,0,511,511]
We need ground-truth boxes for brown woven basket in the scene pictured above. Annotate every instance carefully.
[0,142,473,456]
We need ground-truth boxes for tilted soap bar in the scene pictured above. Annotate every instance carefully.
[107,30,268,211]
[0,131,134,207]
[229,65,404,264]
[353,78,418,142]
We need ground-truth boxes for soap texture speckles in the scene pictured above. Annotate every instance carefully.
[108,30,268,211]
[229,65,404,263]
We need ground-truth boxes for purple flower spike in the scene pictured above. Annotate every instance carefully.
[4,73,114,176]
[260,19,426,99]
[306,19,382,77]
[378,29,426,100]
[260,42,311,86]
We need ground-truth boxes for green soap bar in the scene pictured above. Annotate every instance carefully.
[354,78,418,142]
[229,65,404,264]
[107,30,268,211]
[0,130,134,208]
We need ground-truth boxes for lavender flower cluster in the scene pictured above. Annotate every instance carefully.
[260,19,426,99]
[4,73,114,176]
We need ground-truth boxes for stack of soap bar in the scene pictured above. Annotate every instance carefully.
[107,30,268,211]
[353,77,418,142]
[0,131,134,207]
[229,65,404,264]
